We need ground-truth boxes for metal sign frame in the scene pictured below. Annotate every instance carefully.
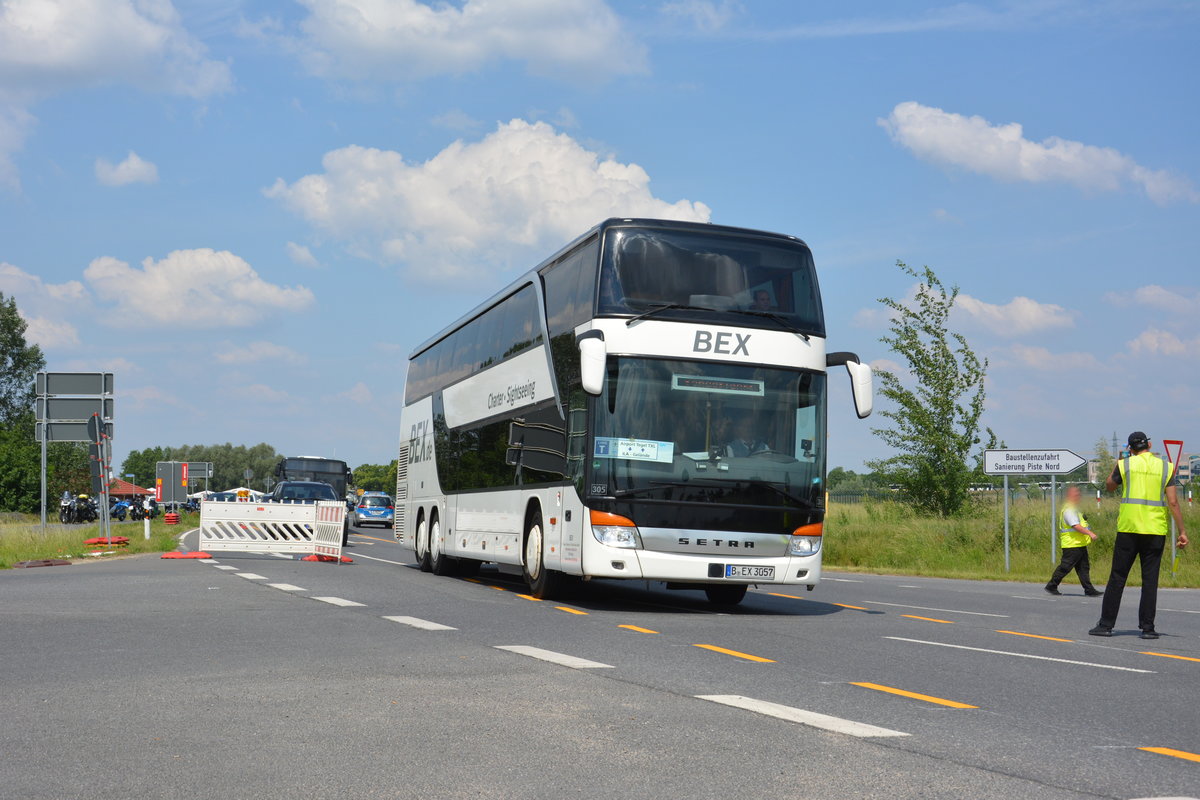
[36,372,115,535]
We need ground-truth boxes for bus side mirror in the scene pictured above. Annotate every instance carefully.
[578,332,606,396]
[826,352,873,419]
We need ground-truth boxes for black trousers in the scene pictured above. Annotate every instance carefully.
[1048,546,1095,592]
[1099,532,1167,630]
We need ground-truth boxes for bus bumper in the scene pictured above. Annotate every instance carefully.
[584,545,822,586]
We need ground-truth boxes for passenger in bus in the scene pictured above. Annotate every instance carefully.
[726,416,770,457]
[749,289,776,311]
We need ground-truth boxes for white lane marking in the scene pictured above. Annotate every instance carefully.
[898,585,921,588]
[267,583,305,592]
[199,559,218,564]
[1161,608,1200,614]
[823,578,863,583]
[237,573,268,580]
[270,552,292,559]
[350,552,409,566]
[312,596,366,607]
[494,645,613,669]
[697,695,909,738]
[213,565,238,571]
[885,637,1155,673]
[383,615,457,631]
[865,601,1007,618]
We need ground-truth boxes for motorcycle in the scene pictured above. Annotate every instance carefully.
[110,499,131,521]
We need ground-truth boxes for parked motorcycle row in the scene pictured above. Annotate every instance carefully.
[57,492,172,524]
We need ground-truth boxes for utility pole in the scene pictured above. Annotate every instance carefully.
[1111,431,1119,460]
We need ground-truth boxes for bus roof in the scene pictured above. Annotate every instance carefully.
[408,217,809,360]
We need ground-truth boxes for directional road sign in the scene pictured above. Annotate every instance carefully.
[983,449,1086,476]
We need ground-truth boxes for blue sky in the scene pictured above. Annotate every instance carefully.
[1,0,1197,478]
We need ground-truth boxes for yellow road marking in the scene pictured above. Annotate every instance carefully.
[619,624,659,634]
[851,682,978,709]
[1139,746,1200,763]
[766,592,801,599]
[555,606,588,615]
[351,533,395,543]
[488,585,507,592]
[997,630,1073,642]
[902,614,953,624]
[516,593,543,602]
[1141,651,1200,663]
[464,578,481,584]
[693,644,776,663]
[832,602,869,611]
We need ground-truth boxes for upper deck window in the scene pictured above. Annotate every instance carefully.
[598,227,824,336]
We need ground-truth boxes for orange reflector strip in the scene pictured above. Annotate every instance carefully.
[590,510,636,527]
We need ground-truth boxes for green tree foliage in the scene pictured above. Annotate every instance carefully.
[121,443,281,492]
[867,261,997,517]
[353,460,398,492]
[0,292,47,512]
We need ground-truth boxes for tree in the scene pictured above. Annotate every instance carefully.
[867,261,997,516]
[1094,436,1116,489]
[353,461,398,492]
[0,292,44,425]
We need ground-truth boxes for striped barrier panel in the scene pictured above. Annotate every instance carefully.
[199,500,344,559]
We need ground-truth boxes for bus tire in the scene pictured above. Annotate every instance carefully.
[429,515,454,576]
[704,584,747,606]
[414,514,431,572]
[523,509,560,599]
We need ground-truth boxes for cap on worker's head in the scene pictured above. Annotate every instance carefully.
[1127,431,1150,449]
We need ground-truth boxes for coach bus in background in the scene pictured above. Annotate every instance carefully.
[274,456,353,500]
[396,218,872,605]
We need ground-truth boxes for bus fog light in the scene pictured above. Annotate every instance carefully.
[592,525,642,549]
[788,536,821,556]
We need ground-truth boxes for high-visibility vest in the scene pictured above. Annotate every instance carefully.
[1116,452,1174,535]
[1058,504,1092,548]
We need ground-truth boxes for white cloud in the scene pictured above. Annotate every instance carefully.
[336,381,374,406]
[234,382,293,403]
[83,248,315,328]
[216,341,307,365]
[879,101,1199,205]
[285,241,319,268]
[286,0,645,83]
[1107,284,1199,316]
[0,0,230,190]
[19,313,79,348]
[1126,328,1199,357]
[267,119,711,282]
[956,293,1074,336]
[120,384,192,412]
[1004,344,1102,371]
[662,0,741,32]
[95,150,158,186]
[432,109,481,132]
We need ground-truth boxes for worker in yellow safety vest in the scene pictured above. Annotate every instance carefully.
[1090,432,1189,640]
[1045,486,1101,596]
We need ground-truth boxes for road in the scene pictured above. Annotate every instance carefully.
[2,522,1197,799]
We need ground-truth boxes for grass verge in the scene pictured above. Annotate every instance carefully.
[825,497,1200,588]
[0,513,195,569]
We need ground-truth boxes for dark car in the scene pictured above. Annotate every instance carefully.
[264,480,350,545]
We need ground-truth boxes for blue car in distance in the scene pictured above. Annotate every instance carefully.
[353,493,395,528]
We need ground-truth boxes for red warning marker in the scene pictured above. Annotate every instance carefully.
[160,551,214,559]
[301,554,353,563]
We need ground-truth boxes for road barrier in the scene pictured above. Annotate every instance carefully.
[199,500,345,561]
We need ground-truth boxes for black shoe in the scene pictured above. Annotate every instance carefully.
[1140,629,1160,640]
[1044,585,1062,596]
[1084,589,1103,597]
[1089,625,1113,637]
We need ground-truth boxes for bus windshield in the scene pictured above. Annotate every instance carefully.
[591,358,826,508]
[598,227,824,336]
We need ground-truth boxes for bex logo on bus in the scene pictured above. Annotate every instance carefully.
[408,421,433,464]
[693,330,751,356]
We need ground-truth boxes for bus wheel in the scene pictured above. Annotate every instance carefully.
[414,516,431,572]
[704,584,747,606]
[429,516,454,576]
[523,509,560,599]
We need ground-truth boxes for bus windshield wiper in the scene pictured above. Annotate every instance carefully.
[624,303,712,327]
[612,480,703,498]
[726,309,811,341]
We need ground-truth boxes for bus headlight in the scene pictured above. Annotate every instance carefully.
[788,523,823,556]
[590,510,642,549]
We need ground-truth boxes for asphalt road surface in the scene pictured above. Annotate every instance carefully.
[2,522,1198,799]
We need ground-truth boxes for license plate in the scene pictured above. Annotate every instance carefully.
[725,565,775,580]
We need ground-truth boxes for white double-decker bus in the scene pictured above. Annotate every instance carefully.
[396,218,872,605]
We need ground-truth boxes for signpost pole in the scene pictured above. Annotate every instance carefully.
[40,428,47,535]
[1050,474,1057,566]
[1003,475,1010,572]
